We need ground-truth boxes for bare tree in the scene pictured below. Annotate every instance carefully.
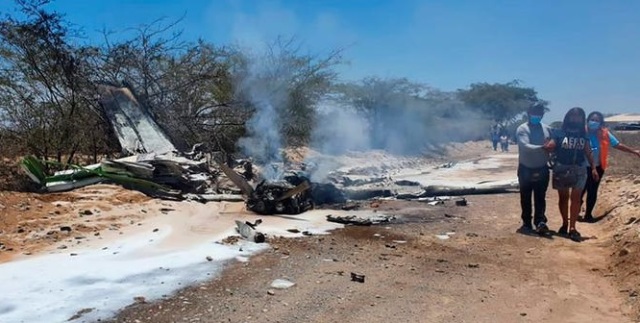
[235,36,344,146]
[0,0,110,164]
[95,18,246,151]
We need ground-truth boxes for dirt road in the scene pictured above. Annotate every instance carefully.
[110,194,630,323]
[110,148,634,323]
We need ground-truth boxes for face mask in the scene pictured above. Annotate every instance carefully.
[529,115,542,125]
[588,121,600,131]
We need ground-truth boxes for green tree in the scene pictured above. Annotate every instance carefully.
[457,80,548,123]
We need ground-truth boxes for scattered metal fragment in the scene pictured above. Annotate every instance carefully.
[235,220,266,243]
[455,198,468,206]
[326,214,395,226]
[350,272,365,283]
[341,202,361,211]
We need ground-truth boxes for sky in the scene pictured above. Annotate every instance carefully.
[1,0,639,122]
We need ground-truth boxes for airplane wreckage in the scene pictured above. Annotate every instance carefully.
[20,84,518,216]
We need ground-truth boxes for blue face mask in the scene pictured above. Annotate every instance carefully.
[529,115,542,125]
[588,121,601,131]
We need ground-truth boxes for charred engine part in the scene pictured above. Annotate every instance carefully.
[246,170,348,215]
[216,159,347,215]
[246,179,314,215]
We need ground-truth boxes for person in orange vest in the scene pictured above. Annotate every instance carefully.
[579,111,640,223]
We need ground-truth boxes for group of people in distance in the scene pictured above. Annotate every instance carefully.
[516,104,640,242]
[490,124,510,152]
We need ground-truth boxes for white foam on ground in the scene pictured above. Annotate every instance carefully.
[0,203,374,323]
[0,228,262,323]
[393,153,518,187]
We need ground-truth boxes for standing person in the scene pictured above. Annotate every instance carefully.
[516,104,553,234]
[548,107,599,242]
[579,111,640,222]
[491,125,500,151]
[500,133,509,152]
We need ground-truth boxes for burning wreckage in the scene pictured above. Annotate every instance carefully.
[20,85,346,215]
[19,85,515,217]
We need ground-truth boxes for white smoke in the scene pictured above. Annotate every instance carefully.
[311,101,371,154]
[235,49,289,181]
[237,100,284,181]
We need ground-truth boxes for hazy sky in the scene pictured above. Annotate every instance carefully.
[2,0,639,121]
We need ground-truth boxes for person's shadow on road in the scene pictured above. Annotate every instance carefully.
[515,227,554,240]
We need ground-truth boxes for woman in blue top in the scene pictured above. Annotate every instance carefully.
[548,107,599,242]
[579,111,640,222]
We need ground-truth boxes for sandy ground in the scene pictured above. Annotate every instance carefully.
[0,186,153,262]
[109,139,638,323]
[2,137,639,322]
[108,188,635,323]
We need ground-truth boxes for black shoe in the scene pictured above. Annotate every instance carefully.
[569,229,582,242]
[583,215,596,223]
[558,225,568,236]
[517,224,533,234]
[536,222,550,236]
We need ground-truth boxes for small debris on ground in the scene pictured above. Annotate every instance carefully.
[341,203,361,211]
[351,272,366,283]
[326,214,395,226]
[270,279,296,289]
[235,220,266,243]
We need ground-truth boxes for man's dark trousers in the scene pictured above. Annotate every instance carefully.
[518,164,550,227]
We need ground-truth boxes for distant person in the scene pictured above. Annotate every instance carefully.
[490,125,500,151]
[500,133,509,152]
[547,107,599,242]
[516,104,553,235]
[579,111,640,222]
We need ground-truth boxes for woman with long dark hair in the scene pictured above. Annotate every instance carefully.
[579,111,640,222]
[548,107,599,242]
